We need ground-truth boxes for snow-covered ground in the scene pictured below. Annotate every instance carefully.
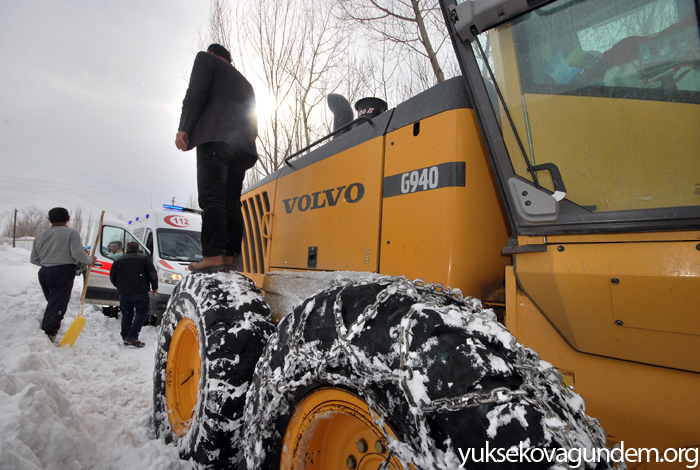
[0,241,381,470]
[0,244,190,469]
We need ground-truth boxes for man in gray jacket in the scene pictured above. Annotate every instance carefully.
[30,207,96,342]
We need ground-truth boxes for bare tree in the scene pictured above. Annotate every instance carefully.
[0,211,8,240]
[1,207,50,238]
[83,214,94,245]
[338,0,458,92]
[71,206,84,239]
[187,192,200,210]
[290,1,348,148]
[209,0,233,51]
[198,0,233,54]
[357,40,406,106]
[205,0,442,185]
[236,0,304,177]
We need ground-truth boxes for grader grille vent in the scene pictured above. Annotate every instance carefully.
[241,191,271,274]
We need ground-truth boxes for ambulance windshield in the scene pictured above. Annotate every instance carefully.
[157,229,202,262]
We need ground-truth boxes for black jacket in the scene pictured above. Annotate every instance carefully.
[109,252,158,295]
[178,51,258,155]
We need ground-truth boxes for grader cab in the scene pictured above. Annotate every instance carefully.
[153,0,700,468]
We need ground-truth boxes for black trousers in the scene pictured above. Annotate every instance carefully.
[119,292,149,340]
[197,142,257,258]
[38,264,76,336]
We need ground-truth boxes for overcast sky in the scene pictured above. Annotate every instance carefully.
[0,0,216,222]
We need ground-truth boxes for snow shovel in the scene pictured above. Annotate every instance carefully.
[61,211,105,347]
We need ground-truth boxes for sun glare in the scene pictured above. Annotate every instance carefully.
[256,92,276,123]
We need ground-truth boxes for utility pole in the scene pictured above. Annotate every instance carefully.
[12,209,17,248]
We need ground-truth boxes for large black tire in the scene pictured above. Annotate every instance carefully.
[243,276,612,469]
[153,271,274,469]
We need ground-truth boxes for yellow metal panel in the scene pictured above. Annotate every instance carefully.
[515,236,700,372]
[507,266,700,451]
[380,109,511,298]
[523,94,700,211]
[612,277,700,336]
[270,137,384,272]
[240,179,277,280]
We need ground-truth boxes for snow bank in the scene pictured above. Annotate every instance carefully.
[0,245,40,297]
[0,243,188,469]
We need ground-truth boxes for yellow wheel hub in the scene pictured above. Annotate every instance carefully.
[165,317,201,436]
[281,387,405,470]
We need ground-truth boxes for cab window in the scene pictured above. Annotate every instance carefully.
[513,0,700,102]
[477,0,700,215]
[101,226,141,260]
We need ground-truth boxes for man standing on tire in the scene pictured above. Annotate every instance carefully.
[30,207,96,343]
[109,242,158,347]
[175,43,258,272]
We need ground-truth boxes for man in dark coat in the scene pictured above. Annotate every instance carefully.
[175,43,258,272]
[30,207,96,343]
[109,242,158,347]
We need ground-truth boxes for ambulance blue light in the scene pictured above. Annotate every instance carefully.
[162,204,202,214]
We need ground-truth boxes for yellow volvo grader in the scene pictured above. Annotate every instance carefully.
[153,0,700,468]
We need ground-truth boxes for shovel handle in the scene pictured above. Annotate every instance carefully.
[79,211,105,306]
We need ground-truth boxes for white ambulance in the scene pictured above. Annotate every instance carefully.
[85,205,202,323]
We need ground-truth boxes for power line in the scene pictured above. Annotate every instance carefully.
[0,175,177,198]
[0,187,156,203]
[0,176,192,204]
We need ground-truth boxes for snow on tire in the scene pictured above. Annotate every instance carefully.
[243,276,613,469]
[153,271,274,469]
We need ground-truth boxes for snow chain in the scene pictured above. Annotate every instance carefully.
[251,276,611,469]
